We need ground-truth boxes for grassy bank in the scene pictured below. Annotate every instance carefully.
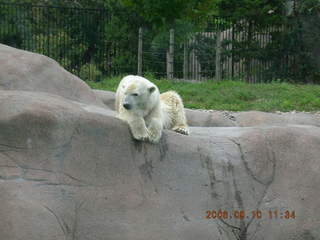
[87,76,320,112]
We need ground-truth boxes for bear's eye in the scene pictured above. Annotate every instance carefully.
[132,93,139,96]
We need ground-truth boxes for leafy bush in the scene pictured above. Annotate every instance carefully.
[79,63,103,82]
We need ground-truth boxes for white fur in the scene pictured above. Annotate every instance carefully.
[115,75,189,143]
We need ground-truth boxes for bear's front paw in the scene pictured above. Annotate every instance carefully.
[132,131,149,142]
[172,126,190,135]
[147,132,161,143]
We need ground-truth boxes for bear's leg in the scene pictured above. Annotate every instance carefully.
[161,91,189,136]
[147,118,163,143]
[172,100,189,136]
[127,117,149,141]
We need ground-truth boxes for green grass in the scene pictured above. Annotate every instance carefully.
[88,76,320,112]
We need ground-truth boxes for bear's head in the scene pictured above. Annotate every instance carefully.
[122,76,160,116]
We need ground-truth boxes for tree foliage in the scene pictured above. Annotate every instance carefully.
[214,0,285,24]
[121,0,216,27]
[0,0,318,82]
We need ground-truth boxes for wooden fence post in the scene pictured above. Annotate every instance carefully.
[215,30,222,81]
[167,29,174,79]
[166,50,170,79]
[137,27,143,76]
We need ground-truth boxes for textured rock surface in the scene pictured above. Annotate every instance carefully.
[93,89,116,110]
[0,44,103,107]
[1,44,320,240]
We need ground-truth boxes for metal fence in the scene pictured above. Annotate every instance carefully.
[0,3,318,83]
[0,2,137,81]
[139,19,294,83]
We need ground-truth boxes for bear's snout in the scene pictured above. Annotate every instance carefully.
[123,103,132,110]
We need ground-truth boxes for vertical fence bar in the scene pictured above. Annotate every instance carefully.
[46,7,50,57]
[215,30,222,81]
[167,28,174,80]
[166,50,169,79]
[137,27,143,76]
[183,43,188,80]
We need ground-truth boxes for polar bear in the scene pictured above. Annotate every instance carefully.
[115,75,189,143]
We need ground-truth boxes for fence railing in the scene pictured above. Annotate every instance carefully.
[0,3,318,83]
[138,20,294,83]
[0,2,137,81]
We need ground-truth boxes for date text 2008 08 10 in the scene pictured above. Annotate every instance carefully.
[205,210,296,220]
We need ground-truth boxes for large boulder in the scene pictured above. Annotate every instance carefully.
[0,44,104,107]
[1,44,320,240]
[93,89,116,110]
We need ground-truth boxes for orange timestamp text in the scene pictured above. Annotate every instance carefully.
[205,209,296,220]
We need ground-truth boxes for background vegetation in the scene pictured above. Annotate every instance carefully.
[0,0,319,83]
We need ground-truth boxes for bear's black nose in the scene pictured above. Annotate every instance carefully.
[123,103,131,110]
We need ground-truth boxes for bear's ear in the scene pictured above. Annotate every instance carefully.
[149,86,156,94]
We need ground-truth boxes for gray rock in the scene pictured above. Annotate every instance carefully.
[186,109,237,127]
[0,44,103,107]
[0,44,319,240]
[93,89,116,110]
[234,110,320,127]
